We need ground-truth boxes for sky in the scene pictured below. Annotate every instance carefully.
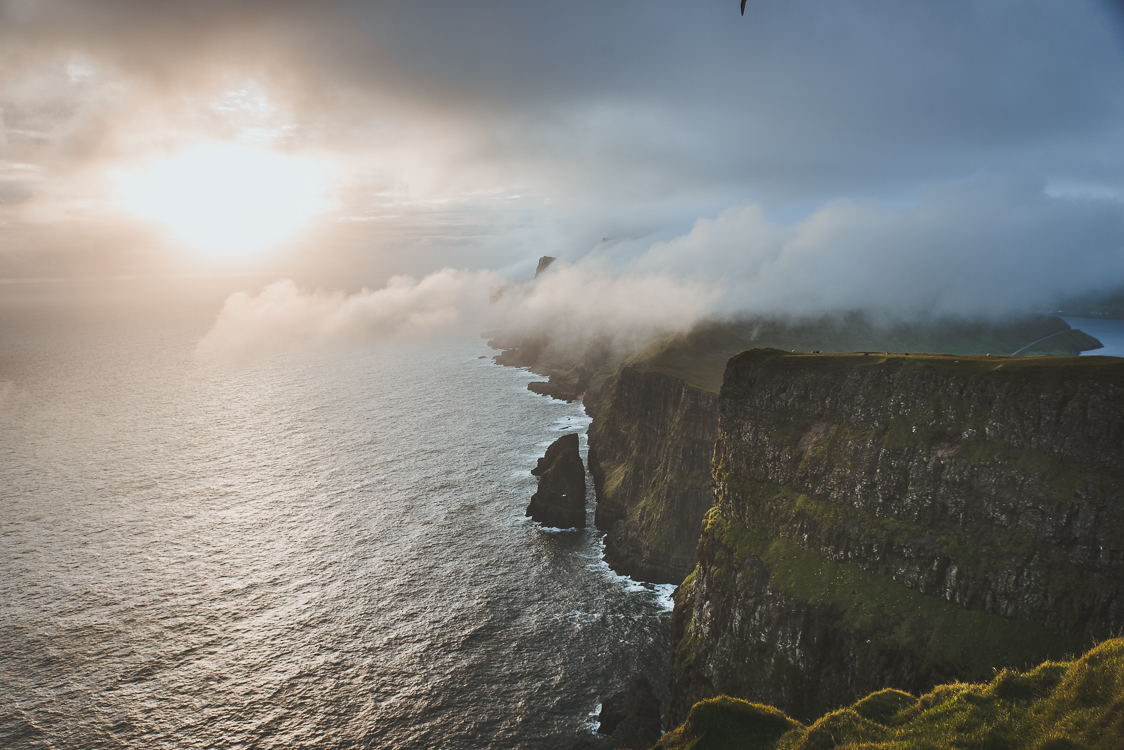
[2,0,1124,345]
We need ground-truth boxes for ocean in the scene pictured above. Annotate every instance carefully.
[0,300,672,749]
[1065,317,1124,358]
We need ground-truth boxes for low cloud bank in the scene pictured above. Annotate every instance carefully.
[199,176,1124,358]
[636,175,1124,318]
[196,270,494,358]
[196,264,719,359]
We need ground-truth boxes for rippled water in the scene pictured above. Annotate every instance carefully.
[0,304,671,749]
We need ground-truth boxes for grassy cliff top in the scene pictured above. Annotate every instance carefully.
[656,636,1124,750]
[729,348,1124,389]
[626,326,748,394]
[623,315,1108,396]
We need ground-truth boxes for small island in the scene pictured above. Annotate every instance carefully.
[527,433,587,528]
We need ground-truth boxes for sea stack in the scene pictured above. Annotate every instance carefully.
[534,255,556,278]
[527,433,586,528]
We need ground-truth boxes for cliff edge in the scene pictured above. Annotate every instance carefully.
[657,636,1124,750]
[588,326,760,584]
[671,349,1124,723]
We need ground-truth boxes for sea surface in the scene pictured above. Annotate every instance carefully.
[0,302,671,749]
[1065,317,1124,358]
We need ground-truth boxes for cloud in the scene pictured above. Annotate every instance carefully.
[4,1,1123,199]
[197,261,722,360]
[196,270,496,358]
[635,175,1124,318]
[198,174,1124,358]
[496,261,723,349]
[3,1,1123,310]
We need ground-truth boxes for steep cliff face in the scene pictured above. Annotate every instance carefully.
[500,315,1103,588]
[587,366,719,585]
[671,349,1124,724]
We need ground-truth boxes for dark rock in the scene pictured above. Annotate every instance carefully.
[535,255,556,277]
[588,367,718,585]
[528,371,581,402]
[598,673,661,740]
[670,349,1124,725]
[492,336,547,369]
[488,328,618,406]
[532,433,577,476]
[569,673,663,750]
[527,433,586,528]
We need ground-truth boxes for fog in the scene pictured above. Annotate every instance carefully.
[197,171,1124,358]
[2,1,1123,330]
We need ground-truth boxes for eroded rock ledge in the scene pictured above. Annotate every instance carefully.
[527,433,587,528]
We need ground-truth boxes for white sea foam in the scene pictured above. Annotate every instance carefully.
[653,583,677,612]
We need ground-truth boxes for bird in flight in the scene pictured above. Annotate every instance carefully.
[741,0,748,14]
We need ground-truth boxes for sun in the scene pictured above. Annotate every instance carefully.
[118,143,330,260]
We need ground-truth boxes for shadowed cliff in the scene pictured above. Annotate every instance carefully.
[671,349,1124,723]
[583,314,1103,587]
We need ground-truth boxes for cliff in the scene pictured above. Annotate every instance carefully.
[583,315,1102,587]
[527,433,587,528]
[656,636,1124,750]
[586,328,748,584]
[670,349,1124,724]
[490,332,620,404]
[571,673,663,750]
[492,314,1103,588]
[588,367,717,584]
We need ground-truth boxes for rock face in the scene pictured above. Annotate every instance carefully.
[597,673,663,748]
[527,433,587,528]
[535,255,557,277]
[671,349,1124,725]
[490,333,617,405]
[570,673,663,750]
[588,366,719,585]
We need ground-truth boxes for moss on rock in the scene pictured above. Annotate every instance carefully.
[660,638,1124,750]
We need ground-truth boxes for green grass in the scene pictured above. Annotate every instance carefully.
[653,696,803,750]
[702,510,1081,679]
[1016,328,1104,356]
[730,348,1124,385]
[725,313,1100,358]
[658,638,1124,750]
[627,325,749,394]
[621,314,1109,399]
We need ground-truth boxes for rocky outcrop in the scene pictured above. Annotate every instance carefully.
[527,433,587,528]
[571,673,663,750]
[535,255,557,277]
[490,333,617,404]
[598,673,662,747]
[588,366,720,585]
[671,349,1124,724]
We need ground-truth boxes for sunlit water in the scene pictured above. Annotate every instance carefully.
[0,306,671,749]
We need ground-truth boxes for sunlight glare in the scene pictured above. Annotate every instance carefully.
[119,144,330,260]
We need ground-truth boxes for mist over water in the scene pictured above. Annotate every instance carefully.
[0,305,671,749]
